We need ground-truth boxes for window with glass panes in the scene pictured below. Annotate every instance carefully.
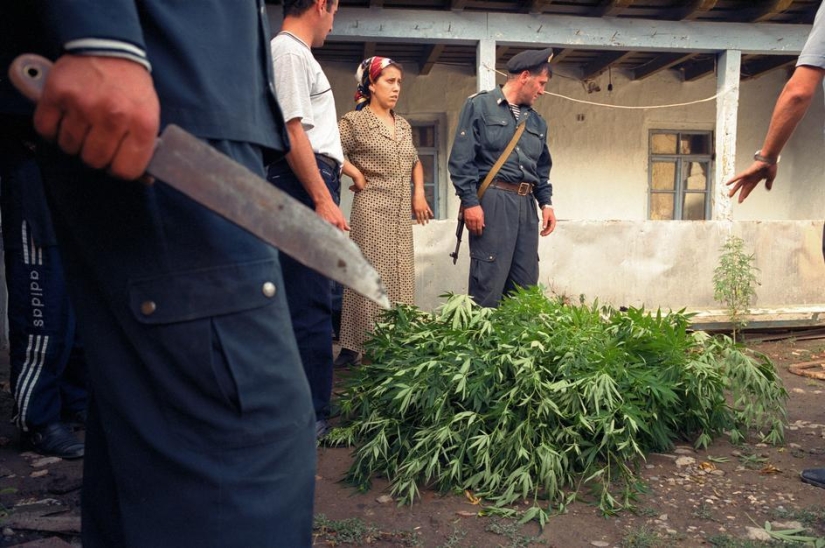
[410,122,439,219]
[648,131,713,220]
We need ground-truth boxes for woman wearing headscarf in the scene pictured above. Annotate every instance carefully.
[335,56,433,367]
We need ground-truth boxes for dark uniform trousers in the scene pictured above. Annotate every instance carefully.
[266,157,340,421]
[39,141,316,548]
[0,146,86,433]
[468,187,540,308]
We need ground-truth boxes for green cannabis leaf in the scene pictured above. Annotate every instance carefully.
[327,287,787,522]
[713,235,760,342]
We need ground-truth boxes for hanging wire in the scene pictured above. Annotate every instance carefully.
[483,63,735,110]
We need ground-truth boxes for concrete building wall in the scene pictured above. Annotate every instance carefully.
[327,62,825,223]
[322,62,825,313]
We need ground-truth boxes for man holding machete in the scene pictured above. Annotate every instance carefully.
[2,1,316,546]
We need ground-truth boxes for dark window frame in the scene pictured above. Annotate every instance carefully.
[410,120,441,220]
[648,130,714,221]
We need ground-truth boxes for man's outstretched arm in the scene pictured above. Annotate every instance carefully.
[726,65,825,203]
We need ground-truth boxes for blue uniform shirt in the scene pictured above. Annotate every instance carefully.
[33,0,288,156]
[448,86,553,209]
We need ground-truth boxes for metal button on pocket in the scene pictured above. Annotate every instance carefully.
[140,301,157,316]
[262,282,277,298]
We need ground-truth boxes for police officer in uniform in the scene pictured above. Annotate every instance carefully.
[3,1,316,546]
[448,48,558,307]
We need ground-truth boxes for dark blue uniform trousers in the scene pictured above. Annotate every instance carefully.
[266,158,340,421]
[39,141,316,548]
[468,187,540,308]
[1,154,86,432]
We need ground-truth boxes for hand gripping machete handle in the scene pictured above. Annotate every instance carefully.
[8,54,159,185]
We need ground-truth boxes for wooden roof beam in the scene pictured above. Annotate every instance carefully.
[419,43,446,75]
[741,55,797,80]
[451,0,470,12]
[328,9,811,56]
[596,0,638,18]
[581,50,634,79]
[524,0,556,14]
[632,52,696,80]
[741,0,795,23]
[682,59,715,81]
[549,48,573,64]
[672,0,718,21]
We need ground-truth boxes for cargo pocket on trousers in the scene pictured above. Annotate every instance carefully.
[470,249,496,263]
[127,259,290,449]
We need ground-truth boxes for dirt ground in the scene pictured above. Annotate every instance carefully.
[1,334,825,547]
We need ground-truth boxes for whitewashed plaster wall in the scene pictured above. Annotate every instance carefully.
[319,61,825,312]
[325,61,824,223]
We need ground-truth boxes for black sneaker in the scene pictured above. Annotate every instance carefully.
[333,348,361,368]
[315,419,330,439]
[801,468,825,489]
[62,409,87,431]
[25,423,84,459]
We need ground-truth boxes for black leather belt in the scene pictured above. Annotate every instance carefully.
[491,180,533,196]
[315,153,340,173]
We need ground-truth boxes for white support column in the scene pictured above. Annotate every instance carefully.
[477,39,496,93]
[714,49,741,221]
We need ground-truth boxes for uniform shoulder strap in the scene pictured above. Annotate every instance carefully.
[476,116,528,201]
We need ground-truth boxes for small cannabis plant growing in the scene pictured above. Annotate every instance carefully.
[713,235,760,341]
[327,288,786,524]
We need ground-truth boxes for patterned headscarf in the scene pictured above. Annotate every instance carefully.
[354,56,396,111]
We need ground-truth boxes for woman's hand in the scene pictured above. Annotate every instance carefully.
[412,191,433,225]
[349,172,367,192]
[341,160,367,192]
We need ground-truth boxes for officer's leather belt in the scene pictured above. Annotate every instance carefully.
[491,180,533,196]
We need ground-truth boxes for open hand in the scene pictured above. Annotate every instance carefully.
[726,161,777,203]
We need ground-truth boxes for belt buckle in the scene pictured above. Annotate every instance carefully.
[517,182,531,196]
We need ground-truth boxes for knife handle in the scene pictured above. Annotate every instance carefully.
[8,53,50,103]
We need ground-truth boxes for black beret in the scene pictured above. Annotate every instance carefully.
[506,48,555,73]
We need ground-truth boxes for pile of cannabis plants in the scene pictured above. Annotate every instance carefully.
[328,288,787,520]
